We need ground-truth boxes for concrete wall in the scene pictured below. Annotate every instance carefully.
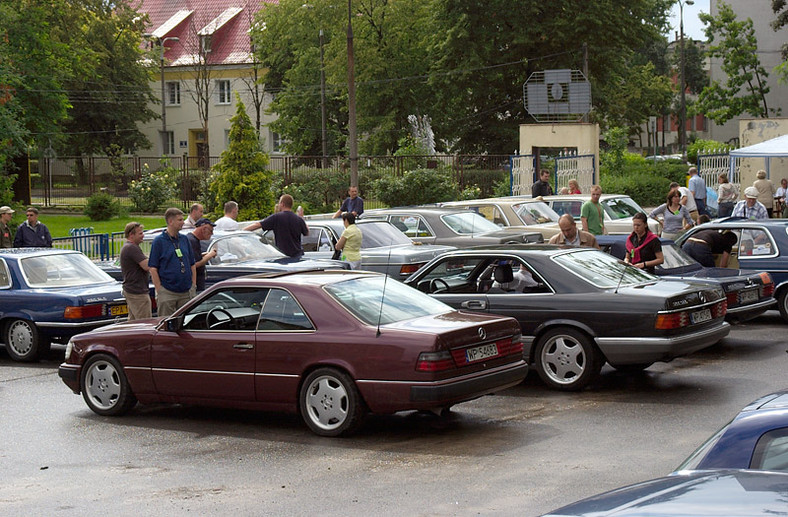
[738,118,788,188]
[518,123,600,176]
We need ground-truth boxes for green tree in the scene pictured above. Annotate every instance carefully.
[209,95,275,221]
[695,2,777,124]
[60,1,157,156]
[772,0,788,81]
[605,62,673,146]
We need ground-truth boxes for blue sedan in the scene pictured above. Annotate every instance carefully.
[676,218,788,322]
[675,390,788,472]
[0,248,127,361]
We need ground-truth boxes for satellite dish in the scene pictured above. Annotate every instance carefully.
[524,69,591,122]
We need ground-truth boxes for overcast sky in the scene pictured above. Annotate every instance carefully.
[668,1,708,41]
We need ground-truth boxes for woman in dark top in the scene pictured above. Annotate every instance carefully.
[624,212,664,274]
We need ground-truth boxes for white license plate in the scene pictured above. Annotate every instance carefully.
[691,308,712,324]
[739,290,758,304]
[465,343,499,363]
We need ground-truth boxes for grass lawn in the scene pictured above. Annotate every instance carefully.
[41,215,166,238]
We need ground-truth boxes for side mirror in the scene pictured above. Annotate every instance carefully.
[165,316,183,332]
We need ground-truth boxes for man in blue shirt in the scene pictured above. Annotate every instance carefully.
[148,207,196,317]
[688,167,708,217]
[333,186,364,218]
[14,207,52,248]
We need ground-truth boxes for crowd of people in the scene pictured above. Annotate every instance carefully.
[116,186,366,321]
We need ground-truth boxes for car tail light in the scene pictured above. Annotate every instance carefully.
[726,292,738,307]
[416,351,455,372]
[400,263,424,275]
[64,304,105,319]
[759,273,774,297]
[655,312,689,330]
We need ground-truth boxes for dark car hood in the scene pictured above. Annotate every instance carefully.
[542,470,788,517]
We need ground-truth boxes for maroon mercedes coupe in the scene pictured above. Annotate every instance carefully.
[59,270,527,436]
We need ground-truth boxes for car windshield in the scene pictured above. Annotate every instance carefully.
[602,197,645,220]
[512,202,560,225]
[325,275,453,325]
[359,222,416,247]
[660,243,699,269]
[553,249,656,288]
[441,212,501,234]
[209,233,285,264]
[21,252,116,288]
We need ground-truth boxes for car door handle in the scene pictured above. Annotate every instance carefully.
[461,300,486,310]
[233,343,254,350]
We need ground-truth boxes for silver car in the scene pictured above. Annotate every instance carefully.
[261,219,455,279]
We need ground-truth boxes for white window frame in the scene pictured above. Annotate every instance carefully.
[216,79,231,105]
[165,81,180,106]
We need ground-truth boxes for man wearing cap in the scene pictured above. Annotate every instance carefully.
[0,206,14,248]
[732,187,769,220]
[186,218,218,293]
[14,207,52,248]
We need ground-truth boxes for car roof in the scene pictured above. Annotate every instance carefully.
[213,269,381,288]
[742,389,788,412]
[0,248,81,258]
[541,194,629,201]
[443,197,547,205]
[702,217,788,229]
[429,243,580,255]
[366,206,471,216]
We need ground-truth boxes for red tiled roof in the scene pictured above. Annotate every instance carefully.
[137,0,278,66]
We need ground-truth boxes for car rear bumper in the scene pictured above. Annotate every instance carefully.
[726,298,776,321]
[357,360,528,413]
[594,322,731,365]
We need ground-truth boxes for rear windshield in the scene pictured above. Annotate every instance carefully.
[21,253,116,288]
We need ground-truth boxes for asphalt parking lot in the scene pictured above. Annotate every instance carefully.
[1,311,786,516]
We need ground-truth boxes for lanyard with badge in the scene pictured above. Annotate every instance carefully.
[169,233,186,274]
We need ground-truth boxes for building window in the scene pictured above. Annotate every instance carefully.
[165,82,180,106]
[201,35,212,54]
[217,80,231,104]
[164,131,175,155]
[271,131,284,153]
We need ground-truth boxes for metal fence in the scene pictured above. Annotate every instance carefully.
[30,153,512,209]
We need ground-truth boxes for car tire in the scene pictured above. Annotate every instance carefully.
[4,319,43,362]
[778,289,788,323]
[81,354,137,416]
[534,328,602,391]
[299,368,365,437]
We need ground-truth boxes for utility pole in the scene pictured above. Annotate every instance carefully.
[346,0,359,187]
[678,0,694,159]
[319,29,328,169]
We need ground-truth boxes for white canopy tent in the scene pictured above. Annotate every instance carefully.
[729,134,788,177]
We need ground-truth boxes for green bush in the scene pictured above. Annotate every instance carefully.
[84,191,122,221]
[687,139,730,164]
[459,169,509,197]
[129,164,177,213]
[371,168,457,207]
[492,176,512,197]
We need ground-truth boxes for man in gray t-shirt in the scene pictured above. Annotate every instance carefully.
[120,222,151,320]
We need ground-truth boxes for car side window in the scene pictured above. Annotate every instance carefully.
[416,257,486,293]
[302,229,322,252]
[258,288,314,331]
[750,427,788,471]
[738,229,774,257]
[470,205,507,226]
[552,201,581,218]
[0,259,10,289]
[182,288,269,331]
[390,215,433,237]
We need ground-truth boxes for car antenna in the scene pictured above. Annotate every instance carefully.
[375,233,394,337]
[615,254,630,294]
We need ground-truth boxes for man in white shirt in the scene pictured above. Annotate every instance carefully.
[214,201,239,231]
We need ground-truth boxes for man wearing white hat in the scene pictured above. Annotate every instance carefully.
[0,206,14,248]
[732,187,769,220]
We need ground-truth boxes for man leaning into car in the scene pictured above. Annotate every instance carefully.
[148,208,196,317]
[120,222,152,320]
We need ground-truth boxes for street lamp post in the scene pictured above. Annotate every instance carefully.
[346,0,358,188]
[145,34,180,155]
[678,0,693,158]
[319,29,328,169]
